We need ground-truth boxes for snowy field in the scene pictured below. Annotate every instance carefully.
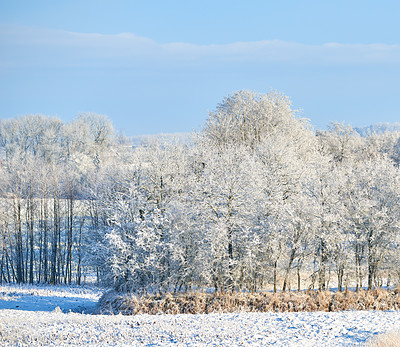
[1,284,400,346]
[0,284,102,313]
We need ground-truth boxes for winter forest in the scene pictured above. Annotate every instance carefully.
[1,90,400,295]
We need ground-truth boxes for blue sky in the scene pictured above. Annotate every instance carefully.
[1,0,399,136]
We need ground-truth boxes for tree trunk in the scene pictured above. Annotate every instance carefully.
[76,217,84,285]
[283,248,296,292]
[28,197,35,284]
[367,231,375,290]
[66,197,73,285]
[50,198,59,284]
[14,199,24,284]
[319,240,327,290]
[297,260,302,292]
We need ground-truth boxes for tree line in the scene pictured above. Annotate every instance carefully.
[1,90,400,293]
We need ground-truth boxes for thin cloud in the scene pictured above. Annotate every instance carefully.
[1,25,400,68]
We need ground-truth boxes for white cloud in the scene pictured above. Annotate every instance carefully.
[1,25,400,68]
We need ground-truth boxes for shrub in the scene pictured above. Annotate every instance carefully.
[96,288,400,315]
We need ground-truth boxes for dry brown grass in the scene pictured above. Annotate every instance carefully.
[366,331,400,347]
[97,287,400,315]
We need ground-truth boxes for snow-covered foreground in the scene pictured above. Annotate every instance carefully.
[1,285,399,346]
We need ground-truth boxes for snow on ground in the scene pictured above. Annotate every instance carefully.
[1,284,399,346]
[0,284,103,313]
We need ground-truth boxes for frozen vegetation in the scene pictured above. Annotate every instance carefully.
[1,91,400,295]
[1,284,400,346]
[1,91,400,345]
[355,122,400,137]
